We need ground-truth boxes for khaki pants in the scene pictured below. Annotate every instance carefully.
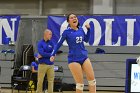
[36,64,54,93]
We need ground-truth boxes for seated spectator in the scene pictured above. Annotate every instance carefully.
[31,53,39,90]
[31,53,39,73]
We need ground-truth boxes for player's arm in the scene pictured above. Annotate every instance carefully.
[31,62,38,73]
[84,24,90,42]
[31,66,38,73]
[51,31,67,56]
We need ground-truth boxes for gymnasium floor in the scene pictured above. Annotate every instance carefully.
[0,88,124,93]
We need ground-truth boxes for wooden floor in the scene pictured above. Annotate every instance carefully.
[0,88,124,93]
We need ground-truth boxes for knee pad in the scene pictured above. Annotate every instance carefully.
[76,83,84,90]
[88,79,96,86]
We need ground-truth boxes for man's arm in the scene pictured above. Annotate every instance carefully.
[38,41,51,58]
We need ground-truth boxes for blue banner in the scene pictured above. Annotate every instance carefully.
[0,15,20,45]
[47,15,140,46]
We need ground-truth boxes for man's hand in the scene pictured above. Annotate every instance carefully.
[50,56,55,62]
[136,56,140,66]
[38,54,42,58]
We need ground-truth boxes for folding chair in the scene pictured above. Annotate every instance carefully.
[54,65,64,92]
[11,65,33,93]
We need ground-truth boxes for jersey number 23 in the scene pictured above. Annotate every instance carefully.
[76,36,83,43]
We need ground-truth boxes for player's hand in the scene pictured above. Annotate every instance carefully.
[136,56,140,66]
[50,56,55,62]
[85,23,90,29]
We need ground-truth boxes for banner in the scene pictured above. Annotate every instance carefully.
[0,15,20,45]
[47,15,140,46]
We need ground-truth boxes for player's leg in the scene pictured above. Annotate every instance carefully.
[82,58,96,93]
[68,62,84,93]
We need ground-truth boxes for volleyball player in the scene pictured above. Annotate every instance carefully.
[50,13,96,93]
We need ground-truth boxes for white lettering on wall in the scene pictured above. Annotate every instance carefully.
[0,18,17,44]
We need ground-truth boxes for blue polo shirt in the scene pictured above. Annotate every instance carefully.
[31,61,38,70]
[37,39,54,65]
